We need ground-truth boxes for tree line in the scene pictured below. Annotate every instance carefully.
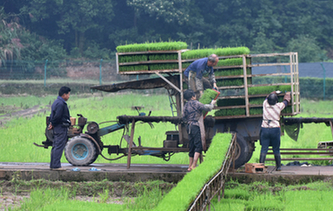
[1,0,333,63]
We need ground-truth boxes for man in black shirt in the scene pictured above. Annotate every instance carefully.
[48,86,71,171]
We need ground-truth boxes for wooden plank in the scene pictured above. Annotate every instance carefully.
[118,69,180,75]
[127,120,136,169]
[213,65,243,70]
[247,83,291,87]
[218,85,245,90]
[155,72,181,93]
[248,63,291,67]
[248,52,295,57]
[243,55,249,116]
[215,73,291,80]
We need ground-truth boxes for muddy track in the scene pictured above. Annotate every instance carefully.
[0,104,50,126]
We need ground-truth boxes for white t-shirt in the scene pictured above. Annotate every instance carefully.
[261,99,286,128]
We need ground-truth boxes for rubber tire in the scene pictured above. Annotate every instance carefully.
[231,135,253,169]
[65,137,98,166]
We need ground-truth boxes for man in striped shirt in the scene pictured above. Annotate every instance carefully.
[259,91,291,171]
[183,89,216,171]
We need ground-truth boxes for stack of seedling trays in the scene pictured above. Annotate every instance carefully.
[116,41,188,74]
[211,51,299,119]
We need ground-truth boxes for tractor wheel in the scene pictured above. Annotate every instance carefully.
[64,137,98,166]
[231,135,253,169]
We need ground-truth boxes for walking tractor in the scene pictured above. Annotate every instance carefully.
[37,42,331,168]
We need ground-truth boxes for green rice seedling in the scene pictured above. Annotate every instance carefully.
[149,63,178,71]
[245,192,285,211]
[284,190,333,211]
[199,89,219,104]
[181,47,250,59]
[116,43,148,52]
[199,89,220,116]
[154,133,232,211]
[216,58,251,67]
[118,55,148,63]
[181,49,214,59]
[216,78,251,87]
[214,47,250,56]
[224,188,251,200]
[149,54,178,61]
[282,106,292,114]
[119,65,149,72]
[217,98,245,107]
[214,68,251,77]
[249,108,262,115]
[147,41,187,51]
[182,62,192,69]
[248,85,291,95]
[116,41,187,53]
[214,108,246,116]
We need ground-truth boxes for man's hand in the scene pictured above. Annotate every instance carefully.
[213,83,218,90]
[48,123,53,130]
[211,100,217,105]
[284,92,291,103]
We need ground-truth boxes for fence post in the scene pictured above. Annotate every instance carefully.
[321,62,326,100]
[99,59,103,85]
[44,59,48,87]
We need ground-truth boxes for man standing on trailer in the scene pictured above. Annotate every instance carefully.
[183,89,216,171]
[48,86,71,171]
[184,54,219,99]
[259,91,291,171]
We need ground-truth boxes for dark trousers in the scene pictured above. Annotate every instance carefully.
[260,127,281,155]
[50,126,68,168]
[187,124,203,158]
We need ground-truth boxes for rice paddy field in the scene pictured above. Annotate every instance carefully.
[2,92,333,210]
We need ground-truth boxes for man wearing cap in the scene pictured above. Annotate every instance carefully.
[184,54,219,98]
[259,91,291,171]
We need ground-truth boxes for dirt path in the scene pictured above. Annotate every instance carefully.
[0,104,50,126]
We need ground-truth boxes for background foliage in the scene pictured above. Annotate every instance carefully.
[1,0,333,63]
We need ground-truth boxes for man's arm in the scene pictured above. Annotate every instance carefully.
[50,102,64,126]
[202,100,217,112]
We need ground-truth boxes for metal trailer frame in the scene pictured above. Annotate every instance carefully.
[101,51,301,168]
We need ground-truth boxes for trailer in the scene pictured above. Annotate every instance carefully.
[91,50,300,168]
[35,49,300,169]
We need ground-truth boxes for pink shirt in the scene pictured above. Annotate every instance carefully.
[261,99,286,128]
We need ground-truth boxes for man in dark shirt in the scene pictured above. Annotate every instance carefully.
[184,54,219,98]
[48,86,71,171]
[183,89,216,171]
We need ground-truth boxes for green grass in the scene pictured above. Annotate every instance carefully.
[0,93,190,165]
[154,133,232,211]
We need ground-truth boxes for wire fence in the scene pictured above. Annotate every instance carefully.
[0,60,333,100]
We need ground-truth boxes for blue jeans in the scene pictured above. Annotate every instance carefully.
[260,127,281,155]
